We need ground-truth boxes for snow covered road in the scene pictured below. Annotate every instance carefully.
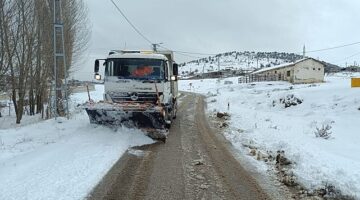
[88,93,272,200]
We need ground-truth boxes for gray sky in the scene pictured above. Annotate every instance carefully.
[72,0,360,80]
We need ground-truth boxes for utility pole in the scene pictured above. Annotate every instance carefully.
[202,63,205,78]
[152,43,162,52]
[303,45,306,58]
[52,0,69,119]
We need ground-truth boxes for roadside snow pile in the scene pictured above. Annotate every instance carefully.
[0,84,153,200]
[272,94,303,108]
[179,73,360,198]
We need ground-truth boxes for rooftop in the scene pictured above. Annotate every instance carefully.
[252,58,310,74]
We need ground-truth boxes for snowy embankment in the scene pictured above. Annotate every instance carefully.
[0,85,153,200]
[179,73,360,198]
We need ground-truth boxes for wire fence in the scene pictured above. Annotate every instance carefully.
[238,74,288,83]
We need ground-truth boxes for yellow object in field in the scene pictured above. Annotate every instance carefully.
[351,78,360,87]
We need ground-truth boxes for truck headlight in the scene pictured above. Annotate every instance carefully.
[95,74,101,80]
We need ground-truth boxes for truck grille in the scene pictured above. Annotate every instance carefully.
[110,92,160,103]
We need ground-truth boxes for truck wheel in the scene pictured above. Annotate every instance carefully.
[172,103,177,119]
[165,111,172,129]
[165,123,171,129]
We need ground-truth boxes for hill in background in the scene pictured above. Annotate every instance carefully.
[179,51,341,76]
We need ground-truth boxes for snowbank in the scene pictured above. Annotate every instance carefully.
[179,73,360,198]
[0,84,153,200]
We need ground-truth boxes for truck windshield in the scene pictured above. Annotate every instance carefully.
[105,58,165,80]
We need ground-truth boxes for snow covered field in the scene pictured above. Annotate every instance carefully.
[179,73,360,198]
[0,85,153,200]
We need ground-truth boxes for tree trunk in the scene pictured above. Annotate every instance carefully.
[29,87,35,115]
[16,95,24,124]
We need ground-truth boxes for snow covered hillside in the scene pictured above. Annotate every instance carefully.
[179,51,303,76]
[179,73,360,198]
[0,85,153,200]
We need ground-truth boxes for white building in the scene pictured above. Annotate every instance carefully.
[252,58,325,84]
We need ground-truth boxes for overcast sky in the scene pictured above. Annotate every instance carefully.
[73,0,360,80]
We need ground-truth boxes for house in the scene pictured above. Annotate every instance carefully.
[191,71,223,79]
[252,58,325,84]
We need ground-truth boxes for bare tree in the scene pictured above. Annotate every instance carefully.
[30,0,53,116]
[0,0,8,118]
[1,0,89,124]
[0,0,6,90]
[0,0,15,89]
[8,0,37,123]
[1,1,20,119]
[63,0,90,68]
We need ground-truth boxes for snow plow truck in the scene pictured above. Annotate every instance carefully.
[85,50,179,141]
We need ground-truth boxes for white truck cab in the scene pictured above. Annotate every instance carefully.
[87,50,179,133]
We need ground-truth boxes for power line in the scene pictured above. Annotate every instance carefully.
[158,45,203,59]
[333,50,360,64]
[174,52,203,59]
[173,41,360,56]
[102,4,360,63]
[302,41,360,54]
[173,50,217,56]
[168,41,360,57]
[159,44,217,56]
[109,0,153,45]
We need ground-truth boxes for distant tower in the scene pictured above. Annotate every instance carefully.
[303,45,306,58]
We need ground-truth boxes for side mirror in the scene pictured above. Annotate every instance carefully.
[170,75,177,81]
[95,73,101,80]
[95,60,99,73]
[173,63,178,76]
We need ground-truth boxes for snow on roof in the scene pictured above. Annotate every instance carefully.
[252,58,310,74]
[108,52,168,60]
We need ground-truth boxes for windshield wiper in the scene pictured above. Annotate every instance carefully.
[116,76,162,82]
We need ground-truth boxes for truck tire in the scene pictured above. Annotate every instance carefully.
[165,123,171,129]
[172,103,177,119]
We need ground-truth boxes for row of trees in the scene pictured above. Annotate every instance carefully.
[0,0,89,123]
[184,51,304,66]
